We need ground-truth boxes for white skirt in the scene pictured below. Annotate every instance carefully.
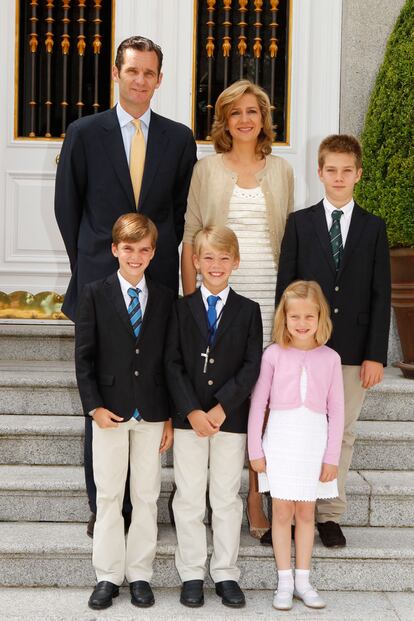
[259,406,338,501]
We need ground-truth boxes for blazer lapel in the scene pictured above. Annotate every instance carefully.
[138,112,168,210]
[338,203,368,275]
[100,107,136,210]
[212,289,242,349]
[311,202,337,275]
[136,278,156,343]
[104,273,135,338]
[188,290,209,341]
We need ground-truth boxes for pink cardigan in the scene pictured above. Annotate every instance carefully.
[248,344,344,465]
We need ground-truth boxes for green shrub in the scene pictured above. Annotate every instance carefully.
[355,0,414,248]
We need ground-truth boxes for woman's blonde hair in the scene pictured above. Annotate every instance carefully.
[272,280,332,347]
[211,80,274,157]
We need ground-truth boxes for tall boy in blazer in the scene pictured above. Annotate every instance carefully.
[75,214,174,611]
[165,226,263,609]
[275,134,391,547]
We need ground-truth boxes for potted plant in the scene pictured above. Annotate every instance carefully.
[355,0,414,378]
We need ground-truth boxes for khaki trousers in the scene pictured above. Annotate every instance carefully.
[316,365,366,523]
[173,429,246,583]
[92,418,164,585]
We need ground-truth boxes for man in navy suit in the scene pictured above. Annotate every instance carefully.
[55,35,197,321]
[55,35,196,533]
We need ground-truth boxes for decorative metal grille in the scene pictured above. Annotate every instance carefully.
[194,0,290,143]
[17,0,113,138]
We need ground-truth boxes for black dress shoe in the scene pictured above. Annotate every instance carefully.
[130,580,155,607]
[88,581,119,610]
[86,513,96,539]
[317,521,346,547]
[180,580,204,607]
[215,580,246,608]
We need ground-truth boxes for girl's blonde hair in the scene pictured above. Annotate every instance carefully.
[211,80,274,157]
[272,280,332,347]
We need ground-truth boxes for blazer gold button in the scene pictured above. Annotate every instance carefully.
[134,370,139,376]
[335,286,339,292]
[209,358,214,364]
[208,379,214,386]
[334,308,339,314]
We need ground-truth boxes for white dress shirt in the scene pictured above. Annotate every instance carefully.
[117,271,148,317]
[323,197,354,247]
[200,284,230,328]
[116,102,151,164]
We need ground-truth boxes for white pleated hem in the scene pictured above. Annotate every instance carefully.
[261,406,339,502]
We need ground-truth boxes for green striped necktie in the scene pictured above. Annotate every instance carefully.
[330,209,344,270]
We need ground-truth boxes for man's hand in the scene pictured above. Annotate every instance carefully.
[92,407,123,429]
[360,360,384,389]
[250,457,266,473]
[187,409,219,437]
[159,419,173,453]
[319,463,338,482]
[206,403,226,429]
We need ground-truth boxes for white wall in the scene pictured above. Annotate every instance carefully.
[0,0,342,296]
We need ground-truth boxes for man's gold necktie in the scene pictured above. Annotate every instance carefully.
[130,119,146,207]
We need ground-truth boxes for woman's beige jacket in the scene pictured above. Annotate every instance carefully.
[182,153,294,265]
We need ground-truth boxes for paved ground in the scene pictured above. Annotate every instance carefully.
[0,588,413,621]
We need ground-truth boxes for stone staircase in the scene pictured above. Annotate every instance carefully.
[0,323,413,593]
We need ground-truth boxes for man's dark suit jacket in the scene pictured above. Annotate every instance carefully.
[75,272,174,421]
[275,200,391,366]
[55,107,197,321]
[165,288,263,434]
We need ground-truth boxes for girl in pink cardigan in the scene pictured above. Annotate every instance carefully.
[248,281,344,611]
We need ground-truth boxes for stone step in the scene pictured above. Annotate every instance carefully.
[0,362,413,422]
[2,466,397,527]
[0,522,413,591]
[360,367,414,422]
[0,361,81,417]
[0,587,412,620]
[1,414,413,470]
[0,323,74,361]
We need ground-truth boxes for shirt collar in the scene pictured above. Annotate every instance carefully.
[117,270,147,297]
[116,101,151,131]
[200,283,230,305]
[323,196,354,217]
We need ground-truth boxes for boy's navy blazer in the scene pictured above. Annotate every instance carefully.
[75,272,174,421]
[276,200,391,366]
[165,288,263,433]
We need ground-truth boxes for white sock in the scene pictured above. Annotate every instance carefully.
[294,568,312,594]
[277,569,294,593]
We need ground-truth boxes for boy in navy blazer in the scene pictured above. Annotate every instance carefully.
[276,135,391,547]
[165,226,263,609]
[75,213,174,610]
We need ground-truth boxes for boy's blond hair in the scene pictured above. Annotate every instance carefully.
[211,80,274,157]
[193,225,240,261]
[318,134,363,169]
[112,213,158,247]
[273,280,332,347]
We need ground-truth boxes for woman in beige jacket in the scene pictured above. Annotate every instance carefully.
[181,80,294,538]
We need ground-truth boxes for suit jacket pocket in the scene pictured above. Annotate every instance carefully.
[357,313,369,326]
[98,374,115,386]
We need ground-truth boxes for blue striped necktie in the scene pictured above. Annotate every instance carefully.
[127,287,142,421]
[329,210,344,270]
[127,287,142,337]
[207,295,220,342]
